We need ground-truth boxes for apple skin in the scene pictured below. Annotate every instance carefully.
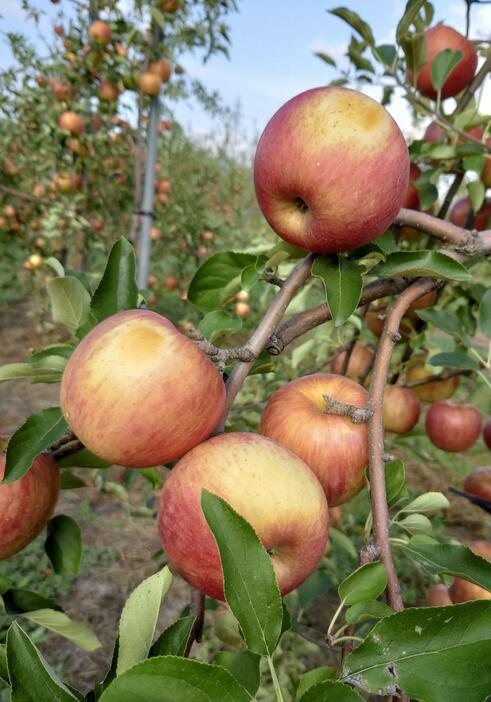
[406,290,438,318]
[260,373,368,506]
[158,432,329,600]
[254,86,409,254]
[330,344,373,383]
[97,81,119,102]
[425,400,482,452]
[58,111,84,135]
[60,310,225,467]
[483,419,491,450]
[0,450,60,560]
[463,466,491,501]
[383,385,421,434]
[89,20,112,45]
[482,140,491,188]
[450,197,491,231]
[424,121,446,144]
[411,25,477,100]
[426,584,452,607]
[139,73,162,96]
[402,163,422,210]
[449,541,491,603]
[406,362,459,402]
[149,60,172,83]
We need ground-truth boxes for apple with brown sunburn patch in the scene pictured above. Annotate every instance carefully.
[254,86,409,253]
[159,432,329,600]
[260,373,368,506]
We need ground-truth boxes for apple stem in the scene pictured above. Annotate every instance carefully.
[267,655,285,702]
[323,394,373,424]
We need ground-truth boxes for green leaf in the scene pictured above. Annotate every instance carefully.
[214,651,261,697]
[399,492,449,514]
[399,543,491,592]
[3,407,67,484]
[463,154,485,173]
[56,448,112,469]
[397,513,433,535]
[117,567,173,675]
[428,351,479,370]
[149,616,196,657]
[199,310,242,343]
[344,600,393,625]
[89,237,138,325]
[2,589,61,615]
[60,472,87,489]
[342,601,491,701]
[314,52,337,67]
[6,621,80,701]
[430,49,463,93]
[371,251,470,281]
[415,183,439,210]
[467,180,485,214]
[396,0,428,44]
[329,527,358,559]
[0,356,67,384]
[417,309,464,337]
[149,6,165,27]
[45,257,65,277]
[201,490,283,657]
[301,680,364,701]
[385,459,405,506]
[0,576,13,596]
[21,609,101,652]
[47,277,91,334]
[297,667,336,700]
[98,656,250,702]
[139,467,161,489]
[338,562,388,605]
[188,252,257,312]
[479,288,491,339]
[329,7,374,46]
[0,643,7,684]
[312,256,362,327]
[375,44,396,68]
[45,515,82,575]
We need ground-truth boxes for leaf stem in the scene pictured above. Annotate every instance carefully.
[267,656,285,702]
[326,600,345,637]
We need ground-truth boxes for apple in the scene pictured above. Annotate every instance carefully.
[149,60,172,82]
[424,121,446,144]
[330,344,373,383]
[159,119,173,131]
[253,86,409,254]
[3,205,16,218]
[156,179,172,194]
[89,20,112,45]
[174,64,185,75]
[406,361,459,402]
[410,24,477,100]
[201,230,214,242]
[58,111,84,135]
[426,583,452,606]
[164,275,178,290]
[0,443,60,560]
[402,163,422,210]
[236,290,250,303]
[139,73,162,96]
[147,274,158,288]
[36,74,47,87]
[54,25,64,36]
[160,0,180,10]
[426,400,482,452]
[329,505,343,527]
[463,466,491,501]
[98,81,119,102]
[234,302,250,318]
[150,227,161,241]
[196,245,208,257]
[406,290,438,317]
[483,419,491,449]
[449,541,491,603]
[33,184,46,199]
[450,197,491,230]
[28,254,43,269]
[157,192,169,205]
[60,310,225,467]
[260,373,368,506]
[383,385,421,434]
[366,302,414,339]
[158,432,329,600]
[482,140,491,188]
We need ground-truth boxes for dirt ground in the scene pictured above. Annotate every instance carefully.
[0,302,488,694]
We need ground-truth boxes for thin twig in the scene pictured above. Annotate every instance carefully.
[323,394,373,424]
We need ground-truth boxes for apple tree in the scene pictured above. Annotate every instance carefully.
[1,0,491,701]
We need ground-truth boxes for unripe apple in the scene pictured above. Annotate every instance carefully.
[254,86,409,253]
[98,81,119,102]
[89,20,112,45]
[483,419,491,450]
[60,310,226,467]
[139,72,161,96]
[0,448,60,560]
[330,344,373,383]
[407,361,459,402]
[426,583,452,607]
[58,111,84,135]
[158,432,329,600]
[450,197,491,230]
[426,400,482,452]
[236,290,249,303]
[424,121,446,144]
[449,541,491,603]
[402,163,422,210]
[234,302,250,318]
[149,60,172,82]
[383,385,421,434]
[164,275,178,290]
[463,466,491,501]
[260,373,368,506]
[410,24,477,100]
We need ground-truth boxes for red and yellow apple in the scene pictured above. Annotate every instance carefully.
[89,20,112,45]
[234,302,250,318]
[58,111,84,135]
[149,60,172,83]
[463,466,491,501]
[449,541,491,603]
[260,373,368,506]
[0,443,60,560]
[97,81,119,102]
[60,310,225,467]
[383,385,421,434]
[426,400,482,452]
[426,583,452,606]
[330,344,373,383]
[450,197,491,231]
[410,24,477,100]
[402,163,422,210]
[406,361,459,402]
[139,72,161,96]
[254,86,409,253]
[158,432,329,600]
[424,121,446,144]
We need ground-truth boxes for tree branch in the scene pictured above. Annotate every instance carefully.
[323,394,373,424]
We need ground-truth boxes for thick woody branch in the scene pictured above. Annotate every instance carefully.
[323,394,373,424]
[215,254,316,431]
[367,278,442,611]
[185,324,255,369]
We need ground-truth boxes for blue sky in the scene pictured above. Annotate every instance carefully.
[1,0,490,148]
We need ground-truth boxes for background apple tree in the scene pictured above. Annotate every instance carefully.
[0,0,491,701]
